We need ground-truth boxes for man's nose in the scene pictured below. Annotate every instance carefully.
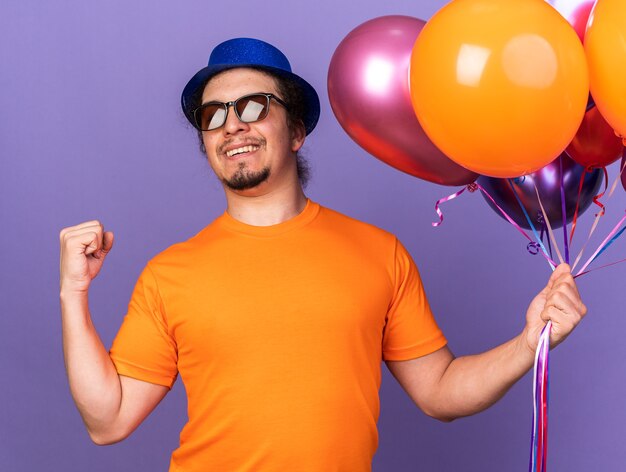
[222,105,250,135]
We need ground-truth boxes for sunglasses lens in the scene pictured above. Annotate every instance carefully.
[236,95,269,123]
[197,104,227,131]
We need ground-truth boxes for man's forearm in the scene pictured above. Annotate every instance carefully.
[60,291,122,442]
[433,333,535,421]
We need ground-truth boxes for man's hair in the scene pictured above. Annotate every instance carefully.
[188,67,311,188]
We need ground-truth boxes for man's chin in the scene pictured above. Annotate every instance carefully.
[222,166,271,191]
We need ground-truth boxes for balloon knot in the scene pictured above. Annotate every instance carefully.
[467,182,478,193]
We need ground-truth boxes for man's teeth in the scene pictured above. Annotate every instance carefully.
[226,145,259,157]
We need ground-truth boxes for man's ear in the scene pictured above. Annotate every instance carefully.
[291,121,306,152]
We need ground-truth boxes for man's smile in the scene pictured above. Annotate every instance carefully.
[225,145,260,158]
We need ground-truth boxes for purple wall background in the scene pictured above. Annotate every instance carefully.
[1,1,624,470]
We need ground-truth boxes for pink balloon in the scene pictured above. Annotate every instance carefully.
[327,15,477,186]
[547,0,595,43]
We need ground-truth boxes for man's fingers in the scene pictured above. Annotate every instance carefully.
[60,221,114,263]
[547,263,571,287]
[59,220,103,241]
[61,225,103,249]
[550,269,586,317]
[93,231,115,259]
[543,264,582,306]
[546,290,577,314]
[541,289,586,326]
[63,230,106,257]
[544,305,578,337]
[102,231,114,252]
[66,231,101,256]
[60,221,108,255]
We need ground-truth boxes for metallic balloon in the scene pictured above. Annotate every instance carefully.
[566,106,624,168]
[478,154,603,229]
[327,15,477,186]
[547,0,595,43]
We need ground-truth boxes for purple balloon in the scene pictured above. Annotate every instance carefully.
[477,154,603,230]
[327,15,477,186]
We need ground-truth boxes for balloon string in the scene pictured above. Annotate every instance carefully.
[575,212,626,276]
[530,329,540,472]
[529,320,552,472]
[568,168,588,246]
[533,183,565,265]
[571,213,603,271]
[541,345,548,472]
[506,179,557,269]
[545,224,553,260]
[592,166,609,217]
[572,160,626,271]
[559,156,570,264]
[574,256,626,279]
[431,185,472,227]
[606,158,625,200]
[537,223,553,260]
[591,224,626,264]
[542,325,552,472]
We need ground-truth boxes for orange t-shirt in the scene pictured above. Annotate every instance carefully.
[110,200,447,472]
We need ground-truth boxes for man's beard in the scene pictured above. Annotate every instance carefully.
[222,162,271,191]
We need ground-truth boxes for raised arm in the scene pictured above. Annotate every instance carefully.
[60,221,169,444]
[386,263,587,422]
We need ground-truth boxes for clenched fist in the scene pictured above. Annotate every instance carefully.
[523,263,587,353]
[59,221,114,294]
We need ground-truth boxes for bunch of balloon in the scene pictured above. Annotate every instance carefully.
[409,0,588,179]
[407,2,591,472]
[327,15,477,186]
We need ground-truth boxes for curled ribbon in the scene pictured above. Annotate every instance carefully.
[432,184,475,227]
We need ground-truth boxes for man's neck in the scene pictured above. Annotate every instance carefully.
[224,184,308,226]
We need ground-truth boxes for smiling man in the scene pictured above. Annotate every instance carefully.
[59,38,587,472]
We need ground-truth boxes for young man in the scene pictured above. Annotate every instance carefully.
[59,38,587,471]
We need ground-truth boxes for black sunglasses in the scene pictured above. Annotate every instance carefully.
[192,92,289,131]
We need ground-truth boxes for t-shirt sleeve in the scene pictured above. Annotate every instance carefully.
[382,238,447,361]
[109,263,178,388]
